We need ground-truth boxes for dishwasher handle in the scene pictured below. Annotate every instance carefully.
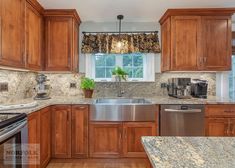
[164,108,202,113]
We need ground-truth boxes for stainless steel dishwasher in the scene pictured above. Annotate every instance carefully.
[160,105,205,136]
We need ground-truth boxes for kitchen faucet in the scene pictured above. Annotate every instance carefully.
[115,76,125,97]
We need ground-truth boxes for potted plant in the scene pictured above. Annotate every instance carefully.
[112,66,128,81]
[80,77,95,98]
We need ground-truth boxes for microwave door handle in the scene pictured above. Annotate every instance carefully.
[164,109,202,113]
[0,120,27,143]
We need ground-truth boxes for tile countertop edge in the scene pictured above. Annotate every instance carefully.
[141,137,157,168]
[1,96,235,114]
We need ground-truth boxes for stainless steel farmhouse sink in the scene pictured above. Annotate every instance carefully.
[90,98,157,122]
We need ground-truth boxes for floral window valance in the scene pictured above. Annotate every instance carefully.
[81,33,161,54]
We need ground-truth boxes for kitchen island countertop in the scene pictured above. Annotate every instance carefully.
[141,136,235,168]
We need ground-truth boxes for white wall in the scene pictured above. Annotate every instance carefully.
[79,21,161,72]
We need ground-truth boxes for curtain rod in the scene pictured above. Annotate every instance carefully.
[82,31,158,34]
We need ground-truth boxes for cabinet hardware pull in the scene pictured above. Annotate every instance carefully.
[78,106,86,109]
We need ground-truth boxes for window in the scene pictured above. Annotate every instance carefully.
[85,53,155,82]
[229,56,235,99]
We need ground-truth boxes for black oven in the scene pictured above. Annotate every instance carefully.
[0,113,27,168]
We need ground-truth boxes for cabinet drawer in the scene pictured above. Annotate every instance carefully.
[205,105,235,117]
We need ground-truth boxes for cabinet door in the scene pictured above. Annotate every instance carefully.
[26,3,42,70]
[89,122,122,158]
[40,107,51,168]
[51,105,71,158]
[171,16,201,70]
[161,18,171,71]
[0,0,25,68]
[206,118,230,136]
[71,105,88,158]
[123,122,157,158]
[28,111,40,168]
[202,16,231,71]
[45,18,72,71]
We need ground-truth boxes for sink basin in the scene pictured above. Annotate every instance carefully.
[91,98,156,122]
[94,98,152,105]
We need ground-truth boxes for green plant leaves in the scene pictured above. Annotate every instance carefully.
[81,77,95,90]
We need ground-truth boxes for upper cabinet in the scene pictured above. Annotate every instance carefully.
[44,10,81,72]
[0,0,26,68]
[25,0,44,70]
[159,9,234,72]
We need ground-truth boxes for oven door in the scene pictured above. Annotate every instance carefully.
[0,120,27,168]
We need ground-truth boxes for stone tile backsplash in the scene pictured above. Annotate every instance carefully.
[0,69,216,103]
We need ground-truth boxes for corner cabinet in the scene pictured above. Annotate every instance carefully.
[0,0,26,68]
[44,10,80,72]
[159,9,234,72]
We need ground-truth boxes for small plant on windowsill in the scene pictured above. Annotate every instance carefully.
[112,66,128,82]
[80,77,95,98]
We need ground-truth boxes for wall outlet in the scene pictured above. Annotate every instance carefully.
[0,83,8,92]
[161,83,168,88]
[70,83,77,88]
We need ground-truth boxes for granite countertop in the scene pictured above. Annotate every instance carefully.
[142,136,235,168]
[0,96,235,114]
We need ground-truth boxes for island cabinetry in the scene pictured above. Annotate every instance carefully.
[159,9,233,71]
[205,105,235,136]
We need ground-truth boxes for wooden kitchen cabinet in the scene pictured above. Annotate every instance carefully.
[28,111,40,168]
[51,105,72,158]
[159,9,234,72]
[40,107,51,168]
[89,122,123,158]
[123,122,157,158]
[25,0,44,70]
[44,10,81,71]
[205,105,235,137]
[0,0,26,68]
[71,105,89,158]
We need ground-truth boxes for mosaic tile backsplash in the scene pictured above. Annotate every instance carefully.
[0,69,216,103]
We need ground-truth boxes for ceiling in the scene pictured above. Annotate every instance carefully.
[38,0,235,22]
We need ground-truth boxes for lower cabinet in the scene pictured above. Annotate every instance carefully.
[51,105,71,158]
[51,105,89,158]
[40,107,51,168]
[206,118,235,136]
[123,122,157,157]
[89,122,158,158]
[89,122,123,158]
[28,111,40,168]
[71,105,89,158]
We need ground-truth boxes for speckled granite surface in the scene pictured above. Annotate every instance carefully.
[1,96,235,114]
[142,136,235,168]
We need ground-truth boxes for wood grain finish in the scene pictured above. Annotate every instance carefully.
[28,111,40,168]
[51,105,72,158]
[40,107,51,168]
[45,18,72,71]
[205,105,235,117]
[26,2,43,70]
[123,122,157,158]
[89,122,123,158]
[201,16,231,70]
[0,0,25,68]
[71,105,88,158]
[46,158,152,168]
[171,16,201,70]
[161,18,171,71]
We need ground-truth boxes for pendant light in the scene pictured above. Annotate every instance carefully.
[117,15,124,49]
